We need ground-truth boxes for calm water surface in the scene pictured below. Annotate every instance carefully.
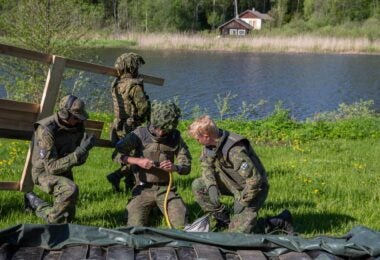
[90,48,380,120]
[2,48,380,120]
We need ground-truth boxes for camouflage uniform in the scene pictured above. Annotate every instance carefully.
[114,101,191,229]
[108,53,150,191]
[192,129,269,233]
[29,95,93,223]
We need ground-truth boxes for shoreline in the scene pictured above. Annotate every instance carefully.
[82,32,380,55]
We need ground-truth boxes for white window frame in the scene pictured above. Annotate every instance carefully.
[229,29,237,35]
[238,29,246,35]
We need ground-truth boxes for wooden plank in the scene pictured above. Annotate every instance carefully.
[0,109,38,122]
[42,250,62,260]
[0,99,40,113]
[149,247,178,260]
[60,245,88,259]
[0,43,165,86]
[176,248,196,260]
[237,249,267,260]
[11,246,44,260]
[86,129,102,140]
[0,129,33,140]
[84,120,104,129]
[106,245,134,260]
[88,245,105,259]
[20,55,66,192]
[0,182,20,190]
[279,251,311,260]
[65,58,164,86]
[0,119,34,132]
[0,43,52,64]
[193,244,223,260]
[95,139,113,148]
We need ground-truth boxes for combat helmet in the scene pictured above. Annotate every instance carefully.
[114,52,145,76]
[150,100,181,132]
[58,95,88,121]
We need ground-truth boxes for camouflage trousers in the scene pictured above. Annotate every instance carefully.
[33,172,79,224]
[126,184,188,229]
[192,177,269,233]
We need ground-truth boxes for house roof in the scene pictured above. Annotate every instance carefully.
[239,9,273,20]
[217,17,253,30]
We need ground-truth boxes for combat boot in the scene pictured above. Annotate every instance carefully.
[106,170,123,192]
[212,208,230,230]
[265,209,294,235]
[24,192,47,212]
[124,173,136,192]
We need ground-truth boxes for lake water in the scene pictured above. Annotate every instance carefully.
[2,48,380,120]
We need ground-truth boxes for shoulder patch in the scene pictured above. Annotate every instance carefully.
[240,162,249,170]
[39,149,47,159]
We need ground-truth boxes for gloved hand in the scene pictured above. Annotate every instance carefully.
[213,208,230,229]
[233,200,245,214]
[74,133,95,161]
[208,185,220,207]
[80,133,95,151]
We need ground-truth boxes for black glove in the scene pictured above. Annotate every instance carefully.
[213,209,230,229]
[74,133,95,160]
[208,185,220,207]
[233,200,245,214]
[80,133,95,151]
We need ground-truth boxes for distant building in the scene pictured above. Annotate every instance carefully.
[218,8,273,36]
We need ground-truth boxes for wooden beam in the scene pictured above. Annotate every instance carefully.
[0,43,165,86]
[20,55,66,192]
[0,182,20,191]
[0,99,40,113]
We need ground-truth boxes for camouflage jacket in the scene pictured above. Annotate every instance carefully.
[200,129,268,206]
[115,125,192,184]
[111,74,150,123]
[31,113,84,181]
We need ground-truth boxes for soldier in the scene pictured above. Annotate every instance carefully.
[188,115,293,234]
[24,95,95,224]
[107,52,150,192]
[114,100,191,229]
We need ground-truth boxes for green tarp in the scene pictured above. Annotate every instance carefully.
[0,224,379,258]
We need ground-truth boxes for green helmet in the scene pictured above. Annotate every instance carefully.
[150,100,181,132]
[114,52,145,76]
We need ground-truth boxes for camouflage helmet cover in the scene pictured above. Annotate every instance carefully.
[150,100,181,131]
[58,95,88,121]
[114,52,145,75]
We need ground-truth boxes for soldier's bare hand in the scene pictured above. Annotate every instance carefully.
[137,158,155,169]
[159,160,174,172]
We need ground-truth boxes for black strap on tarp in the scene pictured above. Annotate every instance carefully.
[0,224,379,258]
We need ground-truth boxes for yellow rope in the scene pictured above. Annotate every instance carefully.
[163,171,173,229]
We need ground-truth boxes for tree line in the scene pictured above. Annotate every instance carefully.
[0,0,379,33]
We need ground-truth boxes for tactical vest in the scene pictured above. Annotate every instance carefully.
[111,75,149,122]
[209,130,267,190]
[33,114,84,160]
[134,127,180,184]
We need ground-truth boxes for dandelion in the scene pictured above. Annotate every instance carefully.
[313,189,320,194]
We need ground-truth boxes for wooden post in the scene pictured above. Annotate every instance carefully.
[19,56,66,192]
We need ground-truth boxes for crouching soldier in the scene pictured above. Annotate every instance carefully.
[113,100,191,229]
[188,115,293,234]
[24,95,95,224]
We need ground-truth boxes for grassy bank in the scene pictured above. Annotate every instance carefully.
[0,112,379,236]
[82,32,380,54]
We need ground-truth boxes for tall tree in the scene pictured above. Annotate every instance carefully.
[0,0,88,102]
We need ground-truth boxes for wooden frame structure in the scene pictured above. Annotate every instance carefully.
[0,43,164,192]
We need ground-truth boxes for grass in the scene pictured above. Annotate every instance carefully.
[81,32,380,54]
[0,118,379,237]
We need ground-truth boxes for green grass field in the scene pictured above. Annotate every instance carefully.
[0,117,379,237]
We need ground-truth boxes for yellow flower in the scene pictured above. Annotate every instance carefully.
[313,189,320,194]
